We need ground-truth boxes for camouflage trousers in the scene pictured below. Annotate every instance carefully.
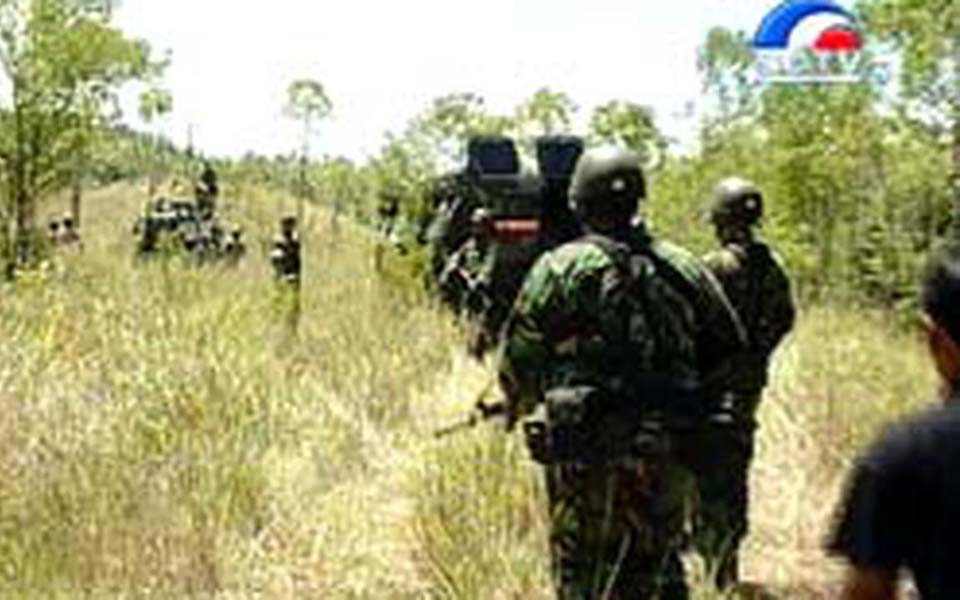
[543,453,694,600]
[677,396,761,590]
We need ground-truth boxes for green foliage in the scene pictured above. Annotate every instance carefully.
[590,101,667,169]
[514,88,577,136]
[0,0,165,272]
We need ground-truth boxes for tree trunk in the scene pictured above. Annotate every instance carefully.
[11,76,31,270]
[71,165,82,228]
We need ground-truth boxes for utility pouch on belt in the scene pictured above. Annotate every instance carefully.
[523,386,653,465]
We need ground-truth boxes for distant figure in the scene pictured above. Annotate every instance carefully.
[694,177,796,590]
[437,207,494,316]
[47,219,61,246]
[270,216,301,286]
[223,226,246,266]
[196,161,219,217]
[828,244,960,600]
[378,193,400,237]
[59,214,82,246]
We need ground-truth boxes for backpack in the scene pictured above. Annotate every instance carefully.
[523,232,705,465]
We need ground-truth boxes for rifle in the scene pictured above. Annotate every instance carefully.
[433,377,504,438]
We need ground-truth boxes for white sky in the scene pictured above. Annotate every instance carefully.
[114,1,808,162]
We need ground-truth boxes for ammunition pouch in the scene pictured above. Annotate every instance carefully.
[523,385,666,466]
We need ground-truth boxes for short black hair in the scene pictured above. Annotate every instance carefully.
[922,243,960,345]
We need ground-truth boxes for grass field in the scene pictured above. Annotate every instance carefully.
[0,184,939,598]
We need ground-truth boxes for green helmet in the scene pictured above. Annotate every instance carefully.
[710,177,763,227]
[568,147,646,223]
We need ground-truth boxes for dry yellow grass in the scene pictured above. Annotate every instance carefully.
[0,184,938,598]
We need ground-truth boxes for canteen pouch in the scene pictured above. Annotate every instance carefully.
[523,385,610,465]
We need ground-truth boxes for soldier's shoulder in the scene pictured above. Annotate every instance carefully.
[539,238,615,276]
[702,246,743,274]
[650,239,710,280]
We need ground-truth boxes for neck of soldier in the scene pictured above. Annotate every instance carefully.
[584,215,632,238]
[719,226,754,246]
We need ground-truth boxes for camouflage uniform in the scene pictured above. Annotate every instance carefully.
[438,238,493,313]
[270,217,303,332]
[499,149,745,600]
[693,178,796,590]
[58,216,81,248]
[196,162,219,217]
[271,236,302,286]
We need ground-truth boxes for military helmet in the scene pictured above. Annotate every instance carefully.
[469,207,492,226]
[568,147,646,222]
[61,214,74,228]
[710,177,763,227]
[281,216,297,230]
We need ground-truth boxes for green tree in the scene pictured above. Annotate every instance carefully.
[284,78,332,211]
[408,92,514,165]
[860,0,960,231]
[589,101,667,169]
[0,0,163,274]
[514,88,576,137]
[137,88,173,197]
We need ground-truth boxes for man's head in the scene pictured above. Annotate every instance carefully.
[921,244,960,393]
[568,147,646,231]
[469,207,493,240]
[709,177,763,244]
[49,220,60,233]
[61,214,74,230]
[281,216,297,236]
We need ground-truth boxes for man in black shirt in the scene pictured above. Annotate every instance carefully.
[828,243,960,600]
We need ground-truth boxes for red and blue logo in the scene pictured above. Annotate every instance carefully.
[751,0,887,85]
[754,0,862,53]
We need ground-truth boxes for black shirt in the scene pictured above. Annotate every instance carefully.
[828,390,960,599]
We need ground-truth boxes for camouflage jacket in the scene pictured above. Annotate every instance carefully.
[438,238,493,314]
[271,236,301,283]
[702,240,795,393]
[499,224,746,426]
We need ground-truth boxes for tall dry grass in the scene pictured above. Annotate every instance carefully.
[0,184,938,598]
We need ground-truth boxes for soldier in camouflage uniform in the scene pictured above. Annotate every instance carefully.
[437,207,495,314]
[59,215,81,246]
[47,219,61,247]
[498,148,746,600]
[271,216,302,286]
[693,177,796,591]
[270,216,303,332]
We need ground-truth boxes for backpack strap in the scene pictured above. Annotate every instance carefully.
[581,233,705,318]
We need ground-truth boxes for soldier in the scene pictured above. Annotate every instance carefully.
[196,161,219,217]
[47,219,61,246]
[378,192,400,238]
[59,214,82,249]
[498,148,746,600]
[270,216,302,286]
[438,208,494,312]
[694,177,796,590]
[223,226,246,266]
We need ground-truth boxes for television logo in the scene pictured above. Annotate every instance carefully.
[752,0,891,85]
